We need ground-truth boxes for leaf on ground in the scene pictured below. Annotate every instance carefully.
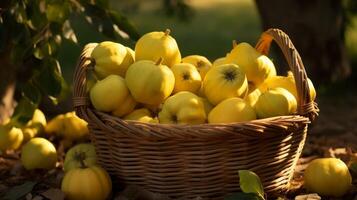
[3,181,37,200]
[41,188,65,200]
[239,170,265,199]
[294,193,321,200]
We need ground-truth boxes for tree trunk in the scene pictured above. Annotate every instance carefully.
[255,0,350,86]
[0,46,16,124]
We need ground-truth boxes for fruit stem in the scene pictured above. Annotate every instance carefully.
[155,57,163,65]
[164,29,171,36]
[74,151,87,168]
[232,40,238,48]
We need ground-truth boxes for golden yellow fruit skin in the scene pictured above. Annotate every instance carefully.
[225,42,276,87]
[64,143,97,172]
[197,85,206,97]
[198,97,214,117]
[244,84,262,108]
[212,57,228,67]
[30,109,47,127]
[255,87,297,118]
[124,108,158,123]
[120,47,135,75]
[135,31,181,67]
[304,158,352,197]
[22,126,39,142]
[86,78,96,93]
[203,63,248,105]
[159,91,206,124]
[259,72,316,101]
[208,97,256,123]
[62,112,89,141]
[288,71,316,100]
[45,112,89,141]
[21,137,57,170]
[45,114,65,134]
[61,165,112,200]
[91,41,128,78]
[22,109,47,141]
[90,75,130,112]
[112,94,137,117]
[171,63,202,94]
[182,55,212,79]
[0,125,23,151]
[125,60,175,105]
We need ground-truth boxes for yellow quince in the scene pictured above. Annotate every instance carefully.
[203,63,248,105]
[125,59,175,105]
[135,29,181,67]
[182,55,212,79]
[171,63,202,94]
[159,91,206,124]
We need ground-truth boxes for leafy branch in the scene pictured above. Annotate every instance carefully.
[0,0,140,125]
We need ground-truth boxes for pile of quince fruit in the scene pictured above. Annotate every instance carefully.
[88,29,316,124]
[0,110,112,200]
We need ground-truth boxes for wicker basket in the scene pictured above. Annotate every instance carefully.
[73,29,319,199]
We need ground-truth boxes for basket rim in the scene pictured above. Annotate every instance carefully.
[79,107,310,139]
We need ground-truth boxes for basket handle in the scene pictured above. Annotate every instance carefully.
[255,28,318,121]
[73,43,97,120]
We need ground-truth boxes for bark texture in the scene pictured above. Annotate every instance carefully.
[255,0,351,86]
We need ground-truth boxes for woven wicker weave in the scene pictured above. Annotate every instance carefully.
[73,29,319,199]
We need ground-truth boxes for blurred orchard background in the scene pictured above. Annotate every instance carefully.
[1,0,357,150]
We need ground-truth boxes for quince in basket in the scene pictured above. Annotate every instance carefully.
[159,91,206,124]
[225,42,276,88]
[212,56,227,67]
[209,97,256,123]
[125,59,175,105]
[259,71,316,101]
[91,41,134,78]
[203,63,248,105]
[135,29,181,67]
[182,55,212,79]
[90,75,136,116]
[244,84,262,108]
[255,87,297,119]
[171,63,202,94]
[124,108,158,123]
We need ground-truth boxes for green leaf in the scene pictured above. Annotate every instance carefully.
[33,58,63,97]
[11,97,37,126]
[95,0,109,9]
[3,181,37,200]
[239,170,265,200]
[224,192,262,200]
[22,82,42,105]
[46,2,70,24]
[109,10,140,40]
